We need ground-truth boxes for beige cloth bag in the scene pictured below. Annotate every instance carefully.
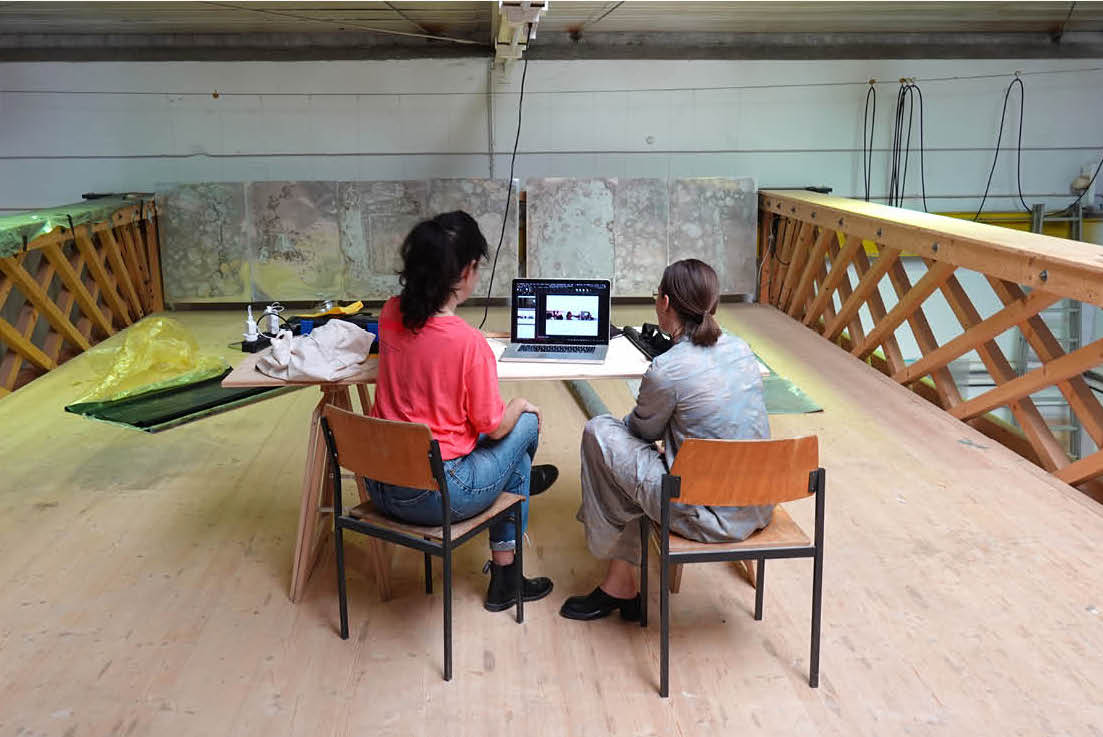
[256,319,375,382]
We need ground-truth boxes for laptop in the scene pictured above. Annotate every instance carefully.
[499,278,610,364]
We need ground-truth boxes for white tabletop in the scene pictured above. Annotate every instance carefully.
[222,334,652,389]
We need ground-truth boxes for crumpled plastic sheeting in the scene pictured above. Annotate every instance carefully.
[75,317,228,403]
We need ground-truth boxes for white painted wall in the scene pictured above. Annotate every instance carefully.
[1,58,1101,214]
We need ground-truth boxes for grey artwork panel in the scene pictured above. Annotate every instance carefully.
[248,181,342,301]
[159,183,248,301]
[613,178,669,296]
[337,180,428,297]
[526,178,615,283]
[428,178,518,298]
[669,177,757,295]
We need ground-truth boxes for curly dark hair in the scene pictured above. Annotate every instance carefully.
[398,211,488,332]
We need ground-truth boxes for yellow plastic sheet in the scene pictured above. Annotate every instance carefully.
[76,317,229,403]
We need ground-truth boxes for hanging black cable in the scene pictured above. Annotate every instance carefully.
[973,76,1028,221]
[1048,153,1103,216]
[862,83,876,202]
[478,58,528,331]
[911,83,929,212]
[882,81,930,211]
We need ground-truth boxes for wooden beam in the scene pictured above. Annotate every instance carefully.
[850,248,906,373]
[41,243,115,339]
[823,237,865,345]
[935,269,1070,472]
[1055,449,1103,486]
[765,216,794,306]
[760,191,1103,306]
[143,206,165,311]
[0,315,55,371]
[803,234,863,328]
[758,211,776,304]
[0,255,54,390]
[786,228,833,320]
[893,289,1061,386]
[99,229,144,318]
[950,337,1103,421]
[853,260,956,361]
[824,246,900,343]
[75,228,131,326]
[118,222,151,312]
[778,222,814,310]
[0,257,90,352]
[986,278,1103,449]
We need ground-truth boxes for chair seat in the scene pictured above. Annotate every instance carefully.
[653,504,810,554]
[348,491,524,542]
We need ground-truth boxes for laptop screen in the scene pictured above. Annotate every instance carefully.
[510,279,611,345]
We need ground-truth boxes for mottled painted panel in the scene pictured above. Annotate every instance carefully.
[337,180,428,297]
[159,183,249,301]
[613,178,669,296]
[669,177,757,295]
[428,178,518,298]
[248,181,342,301]
[526,178,615,282]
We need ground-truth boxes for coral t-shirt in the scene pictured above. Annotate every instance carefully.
[371,297,505,460]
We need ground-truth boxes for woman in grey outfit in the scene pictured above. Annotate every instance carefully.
[560,259,774,621]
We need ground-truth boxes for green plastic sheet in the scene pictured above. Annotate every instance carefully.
[0,196,144,258]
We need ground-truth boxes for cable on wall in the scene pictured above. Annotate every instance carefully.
[862,81,876,202]
[479,58,528,331]
[972,76,1029,221]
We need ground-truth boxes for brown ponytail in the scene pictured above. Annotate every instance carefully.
[658,259,722,347]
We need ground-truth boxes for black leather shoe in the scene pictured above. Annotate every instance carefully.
[529,464,559,496]
[483,560,554,612]
[559,587,641,621]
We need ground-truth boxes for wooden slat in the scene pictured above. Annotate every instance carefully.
[760,191,1103,306]
[850,247,906,373]
[1055,450,1103,486]
[778,222,814,310]
[824,246,900,342]
[0,257,90,352]
[987,278,1103,448]
[893,289,1061,386]
[935,270,1070,472]
[0,255,55,390]
[765,216,793,305]
[949,337,1103,421]
[758,211,776,304]
[0,315,55,372]
[824,237,865,345]
[41,243,114,339]
[75,228,131,326]
[853,260,956,361]
[771,217,800,305]
[99,229,144,318]
[786,228,833,319]
[803,234,863,327]
[118,222,150,312]
[143,206,165,311]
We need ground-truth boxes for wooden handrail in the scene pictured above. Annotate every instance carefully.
[759,190,1103,500]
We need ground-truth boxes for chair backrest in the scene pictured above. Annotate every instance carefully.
[322,405,440,491]
[668,435,819,506]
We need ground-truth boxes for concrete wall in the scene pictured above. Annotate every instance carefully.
[2,58,1101,213]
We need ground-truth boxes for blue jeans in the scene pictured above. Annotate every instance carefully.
[367,412,539,551]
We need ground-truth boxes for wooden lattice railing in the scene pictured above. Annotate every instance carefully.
[758,190,1103,499]
[0,200,163,398]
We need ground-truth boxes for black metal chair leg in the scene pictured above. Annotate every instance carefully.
[443,544,453,681]
[423,551,433,594]
[335,523,349,640]
[659,551,670,697]
[754,558,765,621]
[639,517,648,628]
[810,545,823,687]
[514,506,524,624]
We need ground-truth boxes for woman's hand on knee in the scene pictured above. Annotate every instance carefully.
[520,399,542,434]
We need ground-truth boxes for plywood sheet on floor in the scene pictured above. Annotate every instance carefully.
[1,305,1101,736]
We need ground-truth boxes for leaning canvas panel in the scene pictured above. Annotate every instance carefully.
[159,178,519,303]
[525,176,757,297]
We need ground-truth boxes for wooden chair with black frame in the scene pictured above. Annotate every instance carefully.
[319,405,526,681]
[639,435,825,697]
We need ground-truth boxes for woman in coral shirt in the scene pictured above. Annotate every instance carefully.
[371,211,556,611]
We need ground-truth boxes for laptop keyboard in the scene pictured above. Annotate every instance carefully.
[518,345,596,354]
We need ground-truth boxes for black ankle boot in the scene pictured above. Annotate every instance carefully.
[483,560,554,612]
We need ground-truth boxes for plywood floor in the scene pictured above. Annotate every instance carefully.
[2,304,1102,737]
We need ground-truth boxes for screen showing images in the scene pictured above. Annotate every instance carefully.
[544,295,600,337]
